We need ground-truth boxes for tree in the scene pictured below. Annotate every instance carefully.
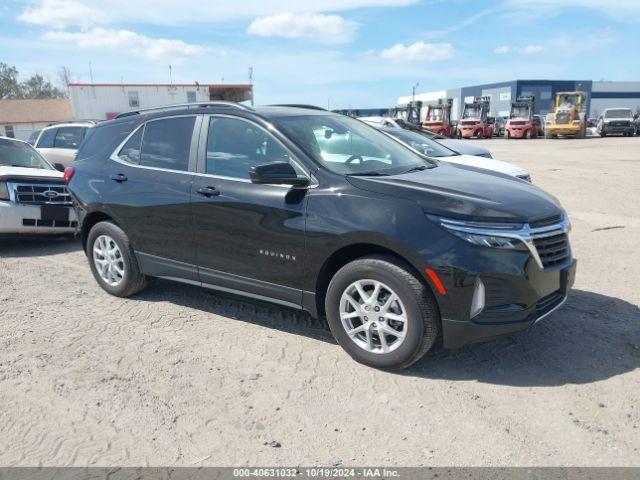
[0,63,21,99]
[57,66,72,97]
[20,73,66,99]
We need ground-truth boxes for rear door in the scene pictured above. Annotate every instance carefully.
[102,115,201,280]
[191,114,310,306]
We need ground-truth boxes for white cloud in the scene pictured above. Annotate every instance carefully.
[494,45,510,54]
[42,28,210,61]
[522,44,545,54]
[505,0,640,22]
[18,0,418,28]
[18,0,108,29]
[247,13,357,44]
[379,41,454,63]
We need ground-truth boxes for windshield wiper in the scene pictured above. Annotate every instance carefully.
[346,171,391,176]
[402,165,431,174]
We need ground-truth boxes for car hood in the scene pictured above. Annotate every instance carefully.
[346,162,561,223]
[440,154,529,178]
[436,138,492,157]
[0,166,63,180]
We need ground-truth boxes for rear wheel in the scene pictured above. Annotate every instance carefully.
[325,256,440,370]
[87,221,148,297]
[525,129,531,139]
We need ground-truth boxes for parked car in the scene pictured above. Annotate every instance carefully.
[633,113,640,135]
[379,127,532,182]
[597,108,635,137]
[358,116,494,158]
[68,103,576,370]
[32,122,95,166]
[0,136,77,235]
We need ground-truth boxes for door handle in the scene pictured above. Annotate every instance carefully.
[196,186,220,197]
[110,173,128,183]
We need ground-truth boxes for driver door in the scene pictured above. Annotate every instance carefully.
[191,115,310,306]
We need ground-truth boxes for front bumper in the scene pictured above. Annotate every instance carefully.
[506,126,533,138]
[602,125,634,134]
[546,125,581,135]
[0,201,77,235]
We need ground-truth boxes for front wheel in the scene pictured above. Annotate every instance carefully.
[325,256,440,370]
[525,129,531,139]
[87,221,148,297]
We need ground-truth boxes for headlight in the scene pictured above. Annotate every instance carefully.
[431,216,524,249]
[0,181,9,201]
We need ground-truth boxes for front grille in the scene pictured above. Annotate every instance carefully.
[555,113,570,125]
[10,183,71,205]
[611,121,630,127]
[461,121,478,126]
[529,214,561,228]
[533,231,570,268]
[22,218,77,228]
[510,121,527,126]
[536,290,564,317]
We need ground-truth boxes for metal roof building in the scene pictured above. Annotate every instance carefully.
[69,82,253,120]
[398,80,640,121]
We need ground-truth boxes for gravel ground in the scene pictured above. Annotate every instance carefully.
[1,136,639,467]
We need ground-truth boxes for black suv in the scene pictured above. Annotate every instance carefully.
[67,102,576,370]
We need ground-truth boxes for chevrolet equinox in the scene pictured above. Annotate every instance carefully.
[67,102,576,370]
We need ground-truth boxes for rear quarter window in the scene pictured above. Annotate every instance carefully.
[75,119,140,163]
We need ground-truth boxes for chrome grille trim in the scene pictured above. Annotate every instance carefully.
[7,182,72,205]
[438,214,571,270]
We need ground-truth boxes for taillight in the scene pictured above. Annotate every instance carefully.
[63,166,75,184]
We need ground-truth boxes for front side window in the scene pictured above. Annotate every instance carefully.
[128,91,140,108]
[273,114,433,175]
[54,126,86,149]
[139,116,195,171]
[36,128,57,148]
[0,138,53,170]
[206,116,292,179]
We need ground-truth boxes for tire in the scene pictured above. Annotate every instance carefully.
[325,255,440,370]
[86,221,148,297]
[506,131,511,139]
[525,129,531,139]
[475,129,482,139]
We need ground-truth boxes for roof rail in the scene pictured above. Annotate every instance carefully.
[115,101,253,119]
[269,104,327,111]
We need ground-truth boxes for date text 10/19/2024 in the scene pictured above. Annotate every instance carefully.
[233,468,400,478]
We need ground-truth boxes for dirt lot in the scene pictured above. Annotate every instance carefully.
[1,136,639,467]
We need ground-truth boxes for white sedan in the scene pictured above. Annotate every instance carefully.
[0,136,77,235]
[380,127,532,182]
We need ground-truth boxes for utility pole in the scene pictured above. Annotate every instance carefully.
[248,66,254,106]
[412,82,419,103]
[169,65,173,85]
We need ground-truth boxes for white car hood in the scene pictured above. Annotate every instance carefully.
[440,154,529,178]
[0,166,63,180]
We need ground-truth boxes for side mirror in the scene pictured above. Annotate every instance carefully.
[54,163,65,172]
[249,162,309,187]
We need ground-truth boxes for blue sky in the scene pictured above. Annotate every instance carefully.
[2,0,639,108]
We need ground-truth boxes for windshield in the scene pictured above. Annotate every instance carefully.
[558,95,578,107]
[463,106,481,118]
[605,109,632,118]
[384,129,455,158]
[272,114,435,175]
[0,139,53,170]
[425,108,443,122]
[510,106,530,118]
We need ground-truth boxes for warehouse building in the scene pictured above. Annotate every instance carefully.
[69,82,253,120]
[398,80,640,121]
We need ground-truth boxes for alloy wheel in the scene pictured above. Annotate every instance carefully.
[93,234,125,287]
[339,279,408,354]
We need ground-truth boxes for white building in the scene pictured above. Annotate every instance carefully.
[0,99,73,141]
[69,82,253,120]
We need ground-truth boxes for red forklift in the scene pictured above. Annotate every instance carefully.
[422,98,454,137]
[505,95,537,139]
[457,96,493,139]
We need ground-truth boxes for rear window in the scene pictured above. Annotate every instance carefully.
[36,128,57,148]
[75,119,140,163]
